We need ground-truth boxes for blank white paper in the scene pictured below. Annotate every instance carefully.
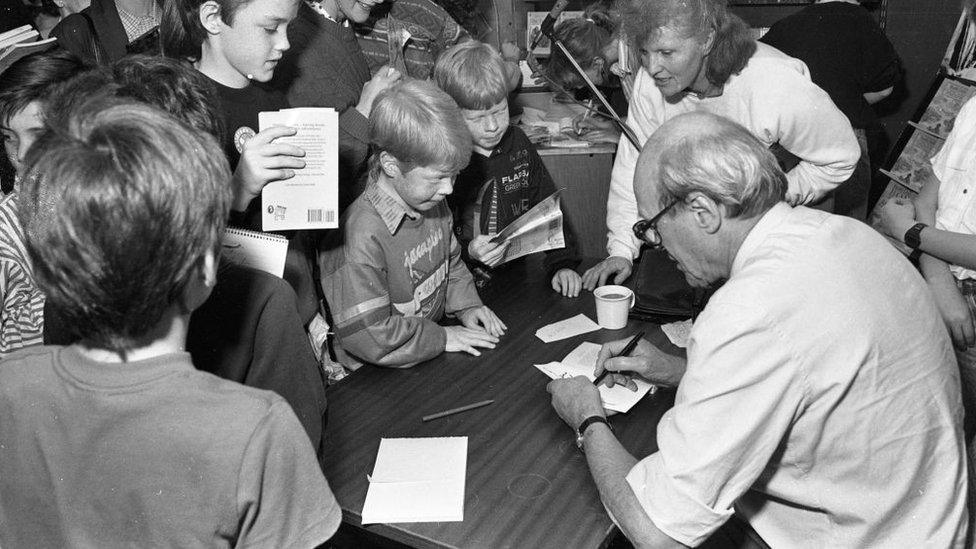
[361,437,467,525]
[535,313,601,343]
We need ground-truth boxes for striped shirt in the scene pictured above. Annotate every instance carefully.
[0,193,44,355]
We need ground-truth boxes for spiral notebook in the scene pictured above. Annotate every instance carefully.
[221,228,288,278]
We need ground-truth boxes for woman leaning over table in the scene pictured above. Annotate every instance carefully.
[580,0,859,290]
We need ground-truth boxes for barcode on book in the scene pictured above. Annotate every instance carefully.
[307,209,336,223]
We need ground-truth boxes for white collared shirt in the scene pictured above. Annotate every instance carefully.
[932,95,976,280]
[605,43,859,260]
[626,204,968,547]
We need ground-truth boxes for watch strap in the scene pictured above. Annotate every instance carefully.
[904,222,927,250]
[577,415,610,436]
[576,415,611,450]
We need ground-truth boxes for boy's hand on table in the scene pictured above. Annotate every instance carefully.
[231,126,306,211]
[444,325,499,356]
[551,268,582,297]
[594,336,686,389]
[457,305,507,337]
[581,256,633,291]
[469,236,508,267]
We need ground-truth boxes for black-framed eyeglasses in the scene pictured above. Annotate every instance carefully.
[632,199,679,249]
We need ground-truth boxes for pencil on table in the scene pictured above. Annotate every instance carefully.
[422,399,495,422]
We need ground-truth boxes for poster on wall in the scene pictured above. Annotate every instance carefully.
[916,78,976,137]
[880,129,943,193]
[526,10,583,56]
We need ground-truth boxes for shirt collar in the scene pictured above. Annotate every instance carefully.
[364,182,420,235]
[730,202,791,277]
[304,0,349,25]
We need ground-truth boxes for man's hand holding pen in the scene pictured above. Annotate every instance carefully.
[594,335,688,389]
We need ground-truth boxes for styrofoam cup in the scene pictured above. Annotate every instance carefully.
[594,285,635,330]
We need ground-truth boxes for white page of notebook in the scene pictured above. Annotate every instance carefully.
[221,228,288,278]
[535,342,656,413]
[361,437,467,525]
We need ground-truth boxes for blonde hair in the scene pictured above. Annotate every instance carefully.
[433,40,510,110]
[619,0,755,87]
[368,79,472,177]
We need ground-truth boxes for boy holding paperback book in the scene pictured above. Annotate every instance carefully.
[434,41,582,297]
[319,80,506,368]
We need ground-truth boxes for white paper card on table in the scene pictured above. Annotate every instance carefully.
[535,342,656,413]
[535,313,601,342]
[661,319,693,349]
[361,437,467,525]
[257,108,339,231]
[221,227,288,278]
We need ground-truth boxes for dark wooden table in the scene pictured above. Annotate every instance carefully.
[322,257,681,549]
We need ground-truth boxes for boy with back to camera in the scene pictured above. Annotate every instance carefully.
[319,79,506,369]
[0,100,340,547]
[434,40,583,297]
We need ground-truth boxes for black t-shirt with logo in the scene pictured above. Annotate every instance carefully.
[211,80,289,169]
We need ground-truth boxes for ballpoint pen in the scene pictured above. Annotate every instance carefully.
[593,331,644,386]
[576,99,595,136]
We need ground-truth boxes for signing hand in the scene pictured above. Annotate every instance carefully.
[878,198,918,242]
[594,336,686,389]
[457,305,507,337]
[444,325,499,356]
[468,235,509,267]
[551,268,582,297]
[231,126,306,212]
[357,65,402,118]
[546,376,606,430]
[572,112,615,135]
[581,256,633,291]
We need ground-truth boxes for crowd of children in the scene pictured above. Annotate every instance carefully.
[0,0,583,537]
[2,0,973,545]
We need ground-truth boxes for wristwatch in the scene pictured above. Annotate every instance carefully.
[904,222,927,250]
[576,415,612,451]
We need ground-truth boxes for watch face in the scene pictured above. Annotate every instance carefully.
[906,223,926,249]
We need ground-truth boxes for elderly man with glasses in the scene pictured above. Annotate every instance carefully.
[547,111,969,548]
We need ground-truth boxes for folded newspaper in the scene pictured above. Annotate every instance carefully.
[489,191,565,264]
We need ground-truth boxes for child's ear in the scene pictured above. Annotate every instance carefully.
[201,249,217,289]
[379,151,402,178]
[199,0,223,35]
[178,249,218,315]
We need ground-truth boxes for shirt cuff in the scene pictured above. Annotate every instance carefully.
[339,107,369,142]
[607,239,638,261]
[625,452,732,547]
